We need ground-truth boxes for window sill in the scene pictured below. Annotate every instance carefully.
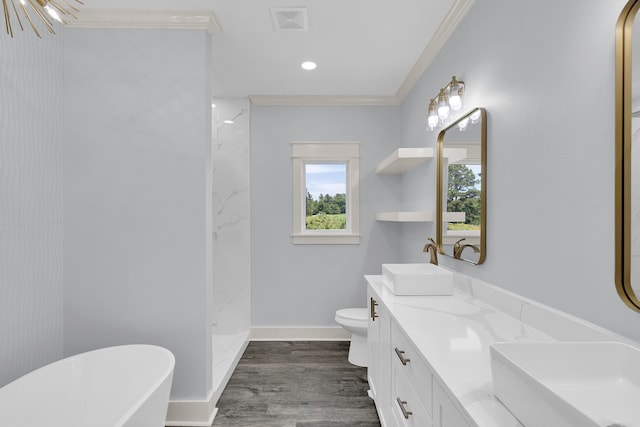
[292,233,360,245]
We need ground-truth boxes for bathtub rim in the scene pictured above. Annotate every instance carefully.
[0,343,175,427]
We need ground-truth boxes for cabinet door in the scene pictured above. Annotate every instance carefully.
[368,289,394,426]
[368,291,380,399]
[433,380,471,427]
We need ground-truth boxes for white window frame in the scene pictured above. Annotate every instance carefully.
[291,141,360,245]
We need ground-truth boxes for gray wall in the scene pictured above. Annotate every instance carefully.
[63,28,213,400]
[399,0,640,341]
[250,105,403,326]
[0,30,64,387]
[250,0,640,343]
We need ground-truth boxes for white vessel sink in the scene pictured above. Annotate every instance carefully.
[490,342,640,427]
[381,263,453,296]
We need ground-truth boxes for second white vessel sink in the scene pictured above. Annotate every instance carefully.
[381,263,453,296]
[490,341,640,427]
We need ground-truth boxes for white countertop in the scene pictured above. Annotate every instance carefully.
[366,275,555,427]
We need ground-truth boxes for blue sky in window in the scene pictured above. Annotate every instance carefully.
[305,163,346,199]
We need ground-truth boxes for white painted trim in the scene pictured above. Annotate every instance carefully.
[291,234,361,245]
[250,95,400,106]
[250,327,351,341]
[67,9,221,34]
[165,336,249,426]
[291,142,360,245]
[165,393,217,427]
[395,0,477,102]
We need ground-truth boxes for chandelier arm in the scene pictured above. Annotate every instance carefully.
[49,0,76,19]
[18,0,42,38]
[9,0,24,31]
[3,0,13,37]
[26,0,55,34]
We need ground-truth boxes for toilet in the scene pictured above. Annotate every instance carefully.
[335,308,368,367]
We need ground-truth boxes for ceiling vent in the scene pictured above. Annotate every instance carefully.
[271,8,308,32]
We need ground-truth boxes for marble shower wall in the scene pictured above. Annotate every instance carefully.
[0,31,64,386]
[212,98,251,334]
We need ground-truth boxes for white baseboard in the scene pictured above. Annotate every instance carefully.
[250,326,350,341]
[165,395,217,426]
[165,337,249,426]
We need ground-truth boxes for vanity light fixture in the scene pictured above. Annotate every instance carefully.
[2,0,84,38]
[426,75,465,131]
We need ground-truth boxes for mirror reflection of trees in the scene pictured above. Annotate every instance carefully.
[447,164,481,230]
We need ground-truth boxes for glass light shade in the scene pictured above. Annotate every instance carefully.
[457,117,469,131]
[428,112,439,130]
[449,88,463,111]
[437,104,450,121]
[437,89,450,120]
[427,99,438,130]
[448,76,464,111]
[470,109,482,123]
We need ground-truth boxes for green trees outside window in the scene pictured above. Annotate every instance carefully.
[306,191,347,230]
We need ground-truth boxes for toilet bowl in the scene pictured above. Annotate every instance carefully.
[335,308,368,367]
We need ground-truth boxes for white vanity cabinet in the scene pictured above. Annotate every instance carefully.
[368,288,393,426]
[433,380,470,427]
[391,322,432,427]
[367,283,473,427]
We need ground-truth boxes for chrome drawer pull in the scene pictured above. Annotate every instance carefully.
[396,397,413,419]
[370,297,378,321]
[394,347,411,365]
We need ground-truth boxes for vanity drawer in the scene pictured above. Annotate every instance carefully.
[391,322,433,418]
[392,360,432,427]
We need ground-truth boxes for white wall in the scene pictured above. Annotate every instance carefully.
[250,105,403,326]
[212,98,251,334]
[63,28,213,400]
[0,31,64,387]
[399,0,640,342]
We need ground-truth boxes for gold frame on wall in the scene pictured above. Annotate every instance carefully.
[615,0,640,312]
[436,107,487,265]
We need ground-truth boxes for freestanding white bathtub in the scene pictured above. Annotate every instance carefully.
[0,344,175,427]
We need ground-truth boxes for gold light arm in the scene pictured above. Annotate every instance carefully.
[2,0,84,37]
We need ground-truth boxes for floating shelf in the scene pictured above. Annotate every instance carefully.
[375,148,434,174]
[376,211,434,222]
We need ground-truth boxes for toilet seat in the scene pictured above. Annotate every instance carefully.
[335,308,368,331]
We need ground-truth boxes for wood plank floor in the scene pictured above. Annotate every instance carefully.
[211,341,381,427]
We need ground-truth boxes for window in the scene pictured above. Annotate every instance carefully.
[292,142,360,244]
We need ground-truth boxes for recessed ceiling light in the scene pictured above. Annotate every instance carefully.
[301,61,317,70]
[224,120,234,124]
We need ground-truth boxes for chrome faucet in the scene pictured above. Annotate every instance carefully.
[453,238,480,259]
[423,237,439,265]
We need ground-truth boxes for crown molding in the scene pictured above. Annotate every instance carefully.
[395,0,477,103]
[250,0,476,107]
[249,95,401,106]
[66,9,220,34]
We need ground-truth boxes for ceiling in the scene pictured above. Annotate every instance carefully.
[83,0,471,103]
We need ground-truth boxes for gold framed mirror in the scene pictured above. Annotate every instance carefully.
[436,107,487,265]
[615,0,640,312]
